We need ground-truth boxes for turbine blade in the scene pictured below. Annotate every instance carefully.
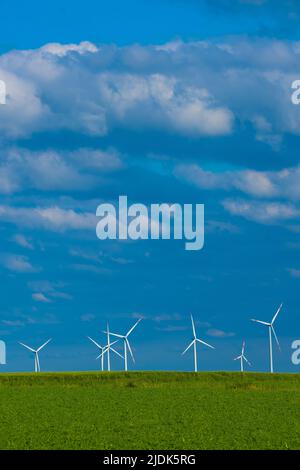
[127,318,142,337]
[197,338,215,349]
[97,350,106,360]
[234,355,242,361]
[126,338,135,363]
[37,339,52,352]
[19,342,35,353]
[272,303,283,325]
[272,325,281,351]
[101,340,118,353]
[88,337,102,349]
[242,341,245,355]
[109,332,125,339]
[110,347,124,359]
[251,319,271,326]
[182,340,195,355]
[244,356,252,366]
[191,315,196,339]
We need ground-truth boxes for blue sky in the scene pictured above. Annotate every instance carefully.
[0,0,300,373]
[1,0,300,53]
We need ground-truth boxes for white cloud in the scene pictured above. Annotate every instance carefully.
[0,42,235,138]
[153,313,182,323]
[80,313,96,322]
[32,292,51,303]
[97,72,233,137]
[223,199,300,224]
[12,234,34,249]
[0,147,123,194]
[0,69,50,138]
[40,41,98,57]
[1,38,300,142]
[0,254,40,273]
[28,280,72,301]
[207,220,241,234]
[206,328,235,338]
[176,163,300,201]
[0,205,96,231]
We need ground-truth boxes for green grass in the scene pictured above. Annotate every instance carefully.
[0,371,299,450]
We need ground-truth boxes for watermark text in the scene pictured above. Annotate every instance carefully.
[96,196,205,251]
[0,340,6,365]
[292,340,300,365]
[0,80,6,105]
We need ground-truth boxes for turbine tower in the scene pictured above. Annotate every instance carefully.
[252,303,283,373]
[108,319,142,371]
[106,322,111,371]
[234,341,251,372]
[19,339,52,373]
[182,315,215,372]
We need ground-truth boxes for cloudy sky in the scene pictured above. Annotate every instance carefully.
[0,0,299,372]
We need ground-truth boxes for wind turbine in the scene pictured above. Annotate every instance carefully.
[103,323,124,371]
[19,339,52,373]
[87,337,107,371]
[88,336,120,371]
[234,341,251,372]
[108,319,142,371]
[96,340,123,371]
[182,315,215,372]
[252,303,283,373]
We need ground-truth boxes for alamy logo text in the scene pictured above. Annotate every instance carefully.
[96,196,205,251]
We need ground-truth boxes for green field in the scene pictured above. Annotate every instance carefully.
[0,372,299,450]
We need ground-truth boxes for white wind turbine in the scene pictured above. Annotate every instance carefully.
[182,315,215,372]
[19,339,52,373]
[88,336,119,371]
[234,341,251,372]
[252,303,283,373]
[96,341,122,370]
[102,323,123,371]
[87,337,107,371]
[106,319,142,371]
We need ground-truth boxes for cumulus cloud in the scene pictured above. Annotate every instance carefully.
[0,205,96,231]
[176,163,300,201]
[223,199,300,224]
[1,38,300,142]
[0,41,235,139]
[0,147,123,194]
[40,41,98,57]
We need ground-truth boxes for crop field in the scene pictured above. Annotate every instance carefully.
[0,372,299,450]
